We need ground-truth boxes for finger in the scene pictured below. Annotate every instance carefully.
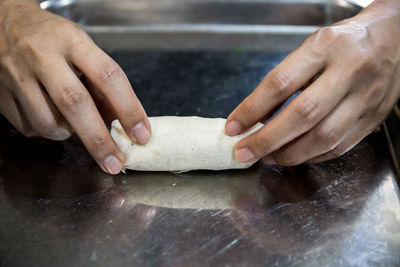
[69,45,151,144]
[0,90,36,137]
[266,95,361,166]
[309,65,400,164]
[308,115,384,163]
[225,43,326,136]
[308,129,367,163]
[272,61,400,166]
[35,57,125,174]
[234,66,350,163]
[81,75,118,124]
[13,77,73,141]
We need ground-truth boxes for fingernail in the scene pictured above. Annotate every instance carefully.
[104,155,123,174]
[235,147,256,162]
[226,120,243,136]
[262,155,276,165]
[131,122,151,144]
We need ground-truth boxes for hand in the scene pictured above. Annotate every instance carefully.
[226,0,400,165]
[0,0,151,174]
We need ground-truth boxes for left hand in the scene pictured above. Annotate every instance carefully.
[225,0,400,165]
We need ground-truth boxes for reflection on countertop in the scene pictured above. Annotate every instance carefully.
[0,117,399,266]
[0,50,399,266]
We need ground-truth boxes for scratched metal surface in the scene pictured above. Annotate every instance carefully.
[0,51,399,266]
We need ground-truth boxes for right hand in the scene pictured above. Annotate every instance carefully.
[225,0,400,166]
[0,0,151,174]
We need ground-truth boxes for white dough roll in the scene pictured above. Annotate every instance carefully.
[111,116,263,171]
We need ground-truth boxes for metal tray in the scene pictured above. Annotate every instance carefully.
[40,0,362,51]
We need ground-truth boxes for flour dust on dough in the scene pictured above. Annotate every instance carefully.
[111,116,263,172]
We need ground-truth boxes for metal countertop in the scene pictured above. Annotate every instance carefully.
[0,50,399,266]
[1,1,400,265]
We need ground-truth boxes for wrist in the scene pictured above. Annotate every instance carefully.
[368,0,400,9]
[0,0,42,26]
[353,0,400,34]
[0,0,40,18]
[1,0,39,8]
[360,0,400,19]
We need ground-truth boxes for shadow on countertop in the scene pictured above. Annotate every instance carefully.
[0,115,397,266]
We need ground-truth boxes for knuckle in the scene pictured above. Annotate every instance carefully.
[21,130,36,138]
[0,53,13,68]
[129,103,142,116]
[58,85,89,108]
[328,147,346,159]
[31,55,49,71]
[120,103,145,127]
[30,118,71,141]
[375,101,391,119]
[48,129,72,141]
[309,43,325,59]
[274,151,298,166]
[239,102,259,118]
[364,85,385,106]
[318,27,338,40]
[313,27,340,49]
[0,54,25,85]
[56,21,88,42]
[350,49,378,74]
[15,34,34,50]
[91,133,111,148]
[15,34,42,57]
[15,35,49,68]
[315,125,340,150]
[19,126,37,138]
[291,98,319,123]
[266,70,291,95]
[98,60,122,83]
[31,119,56,136]
[21,131,37,138]
[249,133,274,157]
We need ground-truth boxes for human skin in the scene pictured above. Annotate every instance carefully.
[226,0,400,165]
[0,0,151,174]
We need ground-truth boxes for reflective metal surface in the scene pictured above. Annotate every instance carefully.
[41,0,362,51]
[1,0,399,266]
[384,102,400,181]
[1,119,399,266]
[1,49,400,266]
[42,0,359,26]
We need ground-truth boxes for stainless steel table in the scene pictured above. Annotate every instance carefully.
[1,1,399,266]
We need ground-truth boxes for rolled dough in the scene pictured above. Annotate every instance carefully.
[111,116,263,172]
